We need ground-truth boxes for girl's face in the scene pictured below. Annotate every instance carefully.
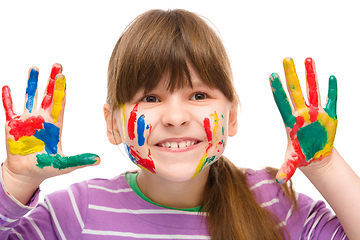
[107,67,238,182]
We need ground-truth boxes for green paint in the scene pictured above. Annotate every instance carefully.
[221,115,224,119]
[297,121,327,161]
[205,155,216,165]
[270,73,296,128]
[36,153,98,170]
[222,126,224,135]
[324,75,337,119]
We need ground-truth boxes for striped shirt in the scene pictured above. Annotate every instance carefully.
[0,168,348,239]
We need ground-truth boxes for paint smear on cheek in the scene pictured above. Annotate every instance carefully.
[203,118,212,142]
[8,116,45,141]
[137,114,145,146]
[121,104,126,140]
[124,143,156,173]
[128,103,139,140]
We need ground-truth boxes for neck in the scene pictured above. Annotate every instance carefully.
[137,168,209,209]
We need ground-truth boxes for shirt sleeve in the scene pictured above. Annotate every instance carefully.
[0,167,89,239]
[245,168,348,239]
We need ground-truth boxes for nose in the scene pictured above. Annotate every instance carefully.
[161,100,191,128]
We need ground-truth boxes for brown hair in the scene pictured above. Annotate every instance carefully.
[107,9,297,240]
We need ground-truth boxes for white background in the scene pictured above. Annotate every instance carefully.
[0,1,359,212]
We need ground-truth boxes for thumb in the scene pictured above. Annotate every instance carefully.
[36,153,100,170]
[276,158,300,184]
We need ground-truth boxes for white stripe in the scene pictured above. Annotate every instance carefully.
[83,229,210,239]
[328,214,336,222]
[299,201,319,240]
[260,198,279,208]
[26,217,45,240]
[11,229,24,240]
[331,226,340,240]
[88,184,133,193]
[67,187,84,229]
[0,213,17,223]
[250,179,276,190]
[38,202,49,211]
[341,232,347,240]
[45,196,67,240]
[275,193,298,229]
[0,227,10,231]
[307,210,331,240]
[89,204,200,215]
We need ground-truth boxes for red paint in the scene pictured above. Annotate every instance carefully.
[40,64,62,110]
[129,145,156,173]
[291,137,307,167]
[305,58,319,122]
[128,103,139,140]
[290,116,305,138]
[8,116,45,141]
[2,86,15,121]
[203,118,212,142]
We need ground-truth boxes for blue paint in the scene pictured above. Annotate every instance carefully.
[146,125,150,130]
[124,143,137,164]
[137,114,145,146]
[34,122,60,154]
[26,69,39,113]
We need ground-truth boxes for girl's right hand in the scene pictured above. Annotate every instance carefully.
[2,64,100,204]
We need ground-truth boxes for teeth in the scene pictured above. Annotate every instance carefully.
[160,140,196,149]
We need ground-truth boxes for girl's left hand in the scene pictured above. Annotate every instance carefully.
[269,57,338,184]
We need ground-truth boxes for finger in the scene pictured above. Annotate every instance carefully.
[2,86,16,121]
[50,74,66,123]
[305,58,321,122]
[324,75,338,119]
[269,73,297,128]
[24,68,39,113]
[283,58,307,111]
[36,153,100,170]
[41,63,63,111]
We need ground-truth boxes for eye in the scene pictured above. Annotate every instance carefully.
[142,95,160,103]
[190,92,208,100]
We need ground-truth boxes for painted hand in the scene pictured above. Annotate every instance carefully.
[2,64,99,183]
[269,57,338,184]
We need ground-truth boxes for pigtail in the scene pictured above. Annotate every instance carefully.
[202,156,297,239]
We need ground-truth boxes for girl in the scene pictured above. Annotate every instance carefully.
[1,9,359,239]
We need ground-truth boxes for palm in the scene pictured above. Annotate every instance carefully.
[270,58,338,184]
[2,64,98,183]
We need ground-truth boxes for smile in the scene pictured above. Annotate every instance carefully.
[159,140,199,149]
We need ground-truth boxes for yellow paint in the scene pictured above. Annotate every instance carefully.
[8,136,45,156]
[192,151,207,178]
[121,104,126,140]
[51,76,66,123]
[283,58,311,123]
[210,111,219,148]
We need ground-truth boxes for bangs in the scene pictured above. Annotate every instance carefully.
[108,9,236,108]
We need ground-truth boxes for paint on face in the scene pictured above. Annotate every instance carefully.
[36,153,98,170]
[8,115,44,141]
[137,114,146,146]
[34,122,60,154]
[41,64,62,110]
[8,136,45,156]
[121,104,126,140]
[2,86,15,121]
[203,118,212,141]
[25,69,39,113]
[128,103,139,140]
[124,143,156,174]
[51,75,66,123]
[210,111,219,147]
